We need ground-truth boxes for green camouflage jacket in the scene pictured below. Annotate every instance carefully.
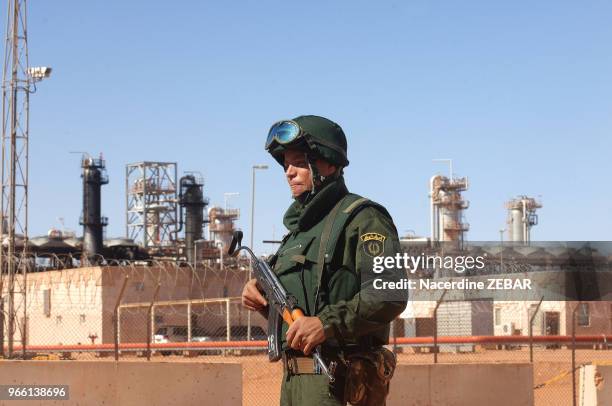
[271,176,407,350]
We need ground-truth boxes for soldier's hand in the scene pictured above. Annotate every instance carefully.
[241,278,267,311]
[286,316,325,356]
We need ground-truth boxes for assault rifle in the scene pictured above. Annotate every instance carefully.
[229,230,335,382]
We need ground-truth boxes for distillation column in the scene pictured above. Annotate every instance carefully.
[80,155,108,261]
[506,196,542,243]
[430,175,469,248]
[178,175,208,264]
[208,206,240,255]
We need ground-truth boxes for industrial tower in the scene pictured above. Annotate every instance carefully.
[429,174,470,247]
[80,155,109,262]
[177,174,209,264]
[0,0,51,357]
[505,196,542,243]
[125,162,178,255]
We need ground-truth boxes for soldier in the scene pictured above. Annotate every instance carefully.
[242,115,407,406]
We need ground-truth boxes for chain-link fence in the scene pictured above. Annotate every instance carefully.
[0,258,610,405]
[394,294,612,406]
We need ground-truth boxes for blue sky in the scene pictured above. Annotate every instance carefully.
[21,1,612,254]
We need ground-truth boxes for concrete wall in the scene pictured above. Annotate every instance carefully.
[1,265,263,347]
[0,361,241,406]
[1,268,104,347]
[388,363,533,406]
[579,364,612,406]
[28,268,103,346]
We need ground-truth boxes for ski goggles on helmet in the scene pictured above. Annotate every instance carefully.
[265,120,306,150]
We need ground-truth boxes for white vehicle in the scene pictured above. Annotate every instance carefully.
[154,326,211,355]
[191,328,212,342]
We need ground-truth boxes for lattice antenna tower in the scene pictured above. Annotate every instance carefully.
[0,0,51,357]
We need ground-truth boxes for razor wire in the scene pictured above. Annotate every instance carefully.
[0,253,257,351]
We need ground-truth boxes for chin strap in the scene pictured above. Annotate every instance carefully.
[294,153,341,204]
[307,153,327,192]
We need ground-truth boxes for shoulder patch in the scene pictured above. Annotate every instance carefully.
[360,232,386,257]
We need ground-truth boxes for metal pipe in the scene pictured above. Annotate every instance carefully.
[499,229,505,272]
[572,303,579,406]
[0,295,3,357]
[522,199,528,244]
[218,241,225,270]
[187,301,192,353]
[113,275,129,361]
[248,165,267,341]
[0,3,6,357]
[146,282,160,361]
[429,176,436,242]
[142,169,147,247]
[248,168,256,342]
[124,165,129,238]
[23,81,30,360]
[21,260,26,359]
[10,334,611,353]
[226,298,231,342]
[174,164,178,244]
[429,175,438,242]
[433,289,447,363]
[529,296,544,363]
[225,298,231,357]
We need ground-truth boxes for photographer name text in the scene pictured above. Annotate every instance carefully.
[373,278,532,291]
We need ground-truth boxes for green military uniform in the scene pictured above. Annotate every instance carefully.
[264,115,407,406]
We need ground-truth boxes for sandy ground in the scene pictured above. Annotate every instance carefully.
[13,347,612,406]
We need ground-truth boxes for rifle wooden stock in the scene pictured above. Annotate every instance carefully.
[282,308,305,325]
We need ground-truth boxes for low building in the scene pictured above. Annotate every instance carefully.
[0,264,265,348]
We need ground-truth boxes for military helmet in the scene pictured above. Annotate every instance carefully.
[265,115,349,168]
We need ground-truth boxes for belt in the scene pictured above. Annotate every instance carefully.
[282,344,376,375]
[282,352,321,375]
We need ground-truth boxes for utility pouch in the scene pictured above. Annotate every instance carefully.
[341,347,396,406]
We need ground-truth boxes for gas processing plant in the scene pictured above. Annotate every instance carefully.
[0,4,611,406]
[0,0,608,372]
[0,28,606,361]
